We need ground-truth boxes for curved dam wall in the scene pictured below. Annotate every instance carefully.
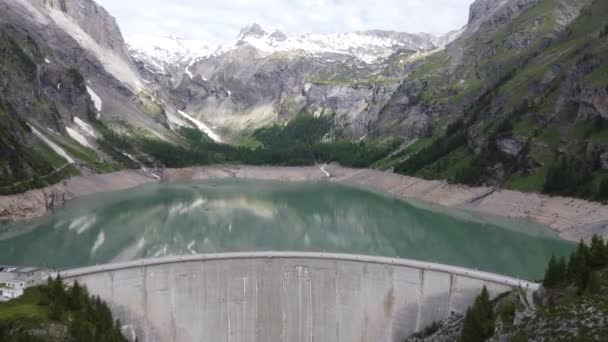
[61,252,539,342]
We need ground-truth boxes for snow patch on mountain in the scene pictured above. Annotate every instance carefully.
[68,116,97,149]
[86,86,103,118]
[128,23,445,70]
[235,28,433,64]
[74,117,96,137]
[166,111,191,128]
[177,110,223,143]
[128,35,221,70]
[66,126,93,149]
[28,124,75,164]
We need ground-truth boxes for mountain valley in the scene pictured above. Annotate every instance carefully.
[0,0,607,203]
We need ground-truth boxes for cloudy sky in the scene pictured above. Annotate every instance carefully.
[96,0,474,44]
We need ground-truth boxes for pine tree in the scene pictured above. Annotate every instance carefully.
[577,240,590,264]
[543,255,560,288]
[589,235,607,269]
[38,277,129,341]
[459,286,495,342]
[68,280,83,311]
[112,318,123,341]
[544,255,568,288]
[556,257,567,282]
[595,178,608,201]
[566,253,577,280]
[477,287,494,338]
[69,318,94,341]
[460,307,481,342]
[576,263,592,295]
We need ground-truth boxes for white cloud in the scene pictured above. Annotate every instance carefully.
[96,0,474,43]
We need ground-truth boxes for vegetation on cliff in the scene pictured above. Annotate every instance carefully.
[0,28,118,195]
[0,31,80,195]
[391,0,608,203]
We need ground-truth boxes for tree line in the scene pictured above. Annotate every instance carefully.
[0,276,129,341]
[43,276,128,342]
[543,235,607,294]
[108,114,399,170]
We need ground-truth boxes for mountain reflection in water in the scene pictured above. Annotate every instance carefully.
[0,180,574,279]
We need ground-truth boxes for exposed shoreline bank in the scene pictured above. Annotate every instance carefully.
[1,164,607,242]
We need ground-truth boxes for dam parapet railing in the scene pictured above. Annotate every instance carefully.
[61,251,539,290]
[60,252,540,342]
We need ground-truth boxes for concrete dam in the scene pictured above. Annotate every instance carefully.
[61,252,539,342]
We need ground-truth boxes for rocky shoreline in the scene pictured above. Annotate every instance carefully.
[0,170,155,223]
[1,164,607,241]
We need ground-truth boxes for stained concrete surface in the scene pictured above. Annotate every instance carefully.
[62,252,538,342]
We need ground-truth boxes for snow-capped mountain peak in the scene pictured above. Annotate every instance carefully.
[128,34,221,72]
[232,24,439,64]
[237,23,268,40]
[128,24,448,76]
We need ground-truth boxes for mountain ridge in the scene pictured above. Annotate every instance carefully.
[128,22,449,68]
[129,22,459,140]
[0,0,607,206]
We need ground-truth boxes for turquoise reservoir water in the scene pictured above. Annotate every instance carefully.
[0,180,574,279]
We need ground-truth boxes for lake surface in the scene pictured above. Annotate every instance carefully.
[0,180,574,279]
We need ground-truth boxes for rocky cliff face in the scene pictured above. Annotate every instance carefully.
[22,0,142,92]
[384,0,608,198]
[0,0,174,194]
[5,0,178,132]
[39,0,134,68]
[130,25,449,139]
[467,0,539,28]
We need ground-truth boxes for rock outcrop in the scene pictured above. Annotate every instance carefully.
[0,170,154,223]
[0,0,178,195]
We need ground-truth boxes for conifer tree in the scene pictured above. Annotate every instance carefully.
[543,255,560,288]
[459,286,494,342]
[556,256,567,282]
[566,253,577,280]
[589,235,607,269]
[68,280,83,311]
[544,255,568,288]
